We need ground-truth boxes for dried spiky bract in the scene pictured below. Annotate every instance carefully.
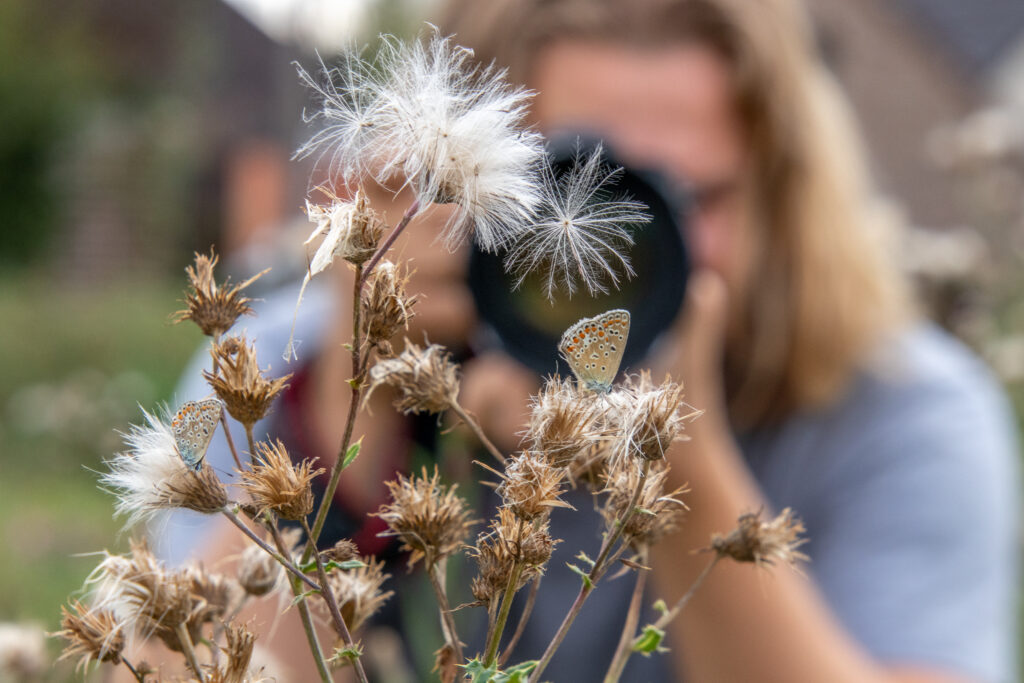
[709,508,808,570]
[184,564,243,627]
[615,372,700,462]
[601,462,687,549]
[306,188,385,268]
[373,467,473,567]
[496,452,569,521]
[237,541,283,597]
[323,558,393,633]
[208,622,258,683]
[173,249,265,338]
[102,408,228,526]
[362,261,417,357]
[205,335,291,428]
[241,440,323,521]
[55,601,125,671]
[526,376,602,468]
[470,508,553,605]
[365,342,460,415]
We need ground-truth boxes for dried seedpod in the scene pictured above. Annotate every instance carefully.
[322,558,393,633]
[204,335,291,429]
[495,451,570,521]
[525,376,603,468]
[173,249,266,338]
[708,508,808,571]
[55,601,125,672]
[601,461,688,549]
[364,342,460,416]
[240,440,323,521]
[361,261,417,356]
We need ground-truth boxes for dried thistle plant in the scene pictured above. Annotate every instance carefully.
[362,260,418,357]
[173,249,266,338]
[55,600,126,672]
[364,342,460,415]
[237,540,284,597]
[373,467,474,568]
[524,376,603,468]
[101,408,228,526]
[612,372,701,462]
[204,335,291,429]
[241,440,323,521]
[207,622,260,683]
[709,508,809,570]
[601,461,688,550]
[322,558,394,633]
[496,451,571,521]
[469,508,553,605]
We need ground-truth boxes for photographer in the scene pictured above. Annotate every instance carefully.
[446,0,1019,682]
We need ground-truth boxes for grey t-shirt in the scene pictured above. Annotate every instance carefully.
[161,284,1019,682]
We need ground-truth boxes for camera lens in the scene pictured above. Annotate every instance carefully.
[468,138,689,377]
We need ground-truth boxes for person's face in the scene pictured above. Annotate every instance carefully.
[531,40,756,302]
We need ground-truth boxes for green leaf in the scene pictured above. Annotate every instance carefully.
[500,660,538,683]
[324,559,366,571]
[461,659,538,683]
[575,551,595,569]
[636,506,657,516]
[289,589,319,606]
[347,378,360,389]
[462,658,498,683]
[566,563,594,590]
[341,440,362,470]
[632,625,668,656]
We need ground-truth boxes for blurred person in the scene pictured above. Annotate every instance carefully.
[146,1,1019,681]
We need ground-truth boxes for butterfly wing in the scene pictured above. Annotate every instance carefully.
[171,398,223,471]
[558,309,630,392]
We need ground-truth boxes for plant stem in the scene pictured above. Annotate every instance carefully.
[449,401,506,465]
[645,555,720,634]
[244,424,258,464]
[361,199,421,281]
[304,262,364,563]
[529,461,650,682]
[603,551,650,683]
[300,517,371,683]
[220,411,244,471]
[483,560,524,667]
[175,622,206,683]
[263,516,331,683]
[121,656,146,683]
[499,574,541,667]
[220,508,318,591]
[427,559,464,667]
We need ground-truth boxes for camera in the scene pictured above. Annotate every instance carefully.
[468,137,690,377]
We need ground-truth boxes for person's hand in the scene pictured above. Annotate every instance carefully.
[458,350,541,453]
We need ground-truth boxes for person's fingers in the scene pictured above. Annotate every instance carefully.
[679,268,729,369]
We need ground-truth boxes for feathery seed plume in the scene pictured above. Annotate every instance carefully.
[613,372,701,462]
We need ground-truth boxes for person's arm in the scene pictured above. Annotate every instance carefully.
[649,271,984,683]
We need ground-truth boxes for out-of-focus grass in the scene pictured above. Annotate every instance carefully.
[0,273,202,633]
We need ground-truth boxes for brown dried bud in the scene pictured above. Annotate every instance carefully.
[172,249,267,338]
[55,600,125,671]
[496,452,570,521]
[709,508,808,570]
[519,519,556,567]
[237,541,283,597]
[164,463,231,515]
[469,508,548,604]
[322,539,360,564]
[240,440,323,521]
[204,335,291,428]
[614,372,700,462]
[361,261,417,356]
[365,342,460,415]
[323,558,393,633]
[208,622,258,683]
[433,642,458,683]
[526,376,602,468]
[305,187,385,267]
[373,467,474,568]
[601,461,687,549]
[184,564,243,626]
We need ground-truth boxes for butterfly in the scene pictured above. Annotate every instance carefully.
[558,309,630,393]
[170,398,223,471]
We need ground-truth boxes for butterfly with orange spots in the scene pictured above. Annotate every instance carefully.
[558,309,630,393]
[170,398,223,471]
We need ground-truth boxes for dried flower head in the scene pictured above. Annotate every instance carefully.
[184,564,243,626]
[362,261,417,357]
[240,440,323,521]
[207,622,258,683]
[102,408,228,526]
[504,145,651,299]
[373,467,473,567]
[173,249,266,338]
[54,601,125,671]
[205,335,291,428]
[0,623,46,680]
[237,541,284,597]
[322,539,360,564]
[433,642,458,683]
[295,32,545,251]
[525,376,603,468]
[496,451,570,521]
[709,508,809,570]
[601,461,688,549]
[322,558,393,633]
[469,508,551,604]
[364,342,460,415]
[613,372,701,462]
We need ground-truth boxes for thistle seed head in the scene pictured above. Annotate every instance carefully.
[469,508,552,604]
[496,451,569,521]
[173,249,266,338]
[322,558,393,633]
[204,335,291,428]
[305,187,385,268]
[525,376,602,468]
[601,461,688,550]
[373,467,474,568]
[207,622,258,683]
[361,261,417,357]
[240,440,323,521]
[614,372,701,462]
[364,342,460,415]
[709,508,809,571]
[237,541,283,597]
[322,539,360,564]
[54,601,125,671]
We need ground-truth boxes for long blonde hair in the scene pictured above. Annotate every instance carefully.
[440,0,909,427]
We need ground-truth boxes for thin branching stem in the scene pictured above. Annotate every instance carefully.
[449,401,506,465]
[483,518,525,666]
[244,424,258,465]
[499,574,541,667]
[220,508,318,591]
[300,517,371,683]
[645,554,720,634]
[427,558,465,667]
[529,460,651,682]
[220,411,244,472]
[121,656,145,683]
[175,622,206,683]
[603,550,650,683]
[361,198,421,282]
